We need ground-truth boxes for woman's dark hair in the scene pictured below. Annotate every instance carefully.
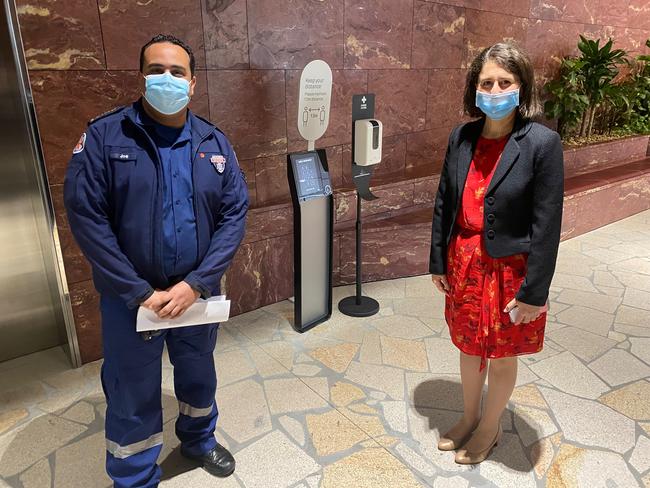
[140,34,195,76]
[463,42,541,120]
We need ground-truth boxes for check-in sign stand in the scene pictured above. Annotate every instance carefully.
[286,60,334,332]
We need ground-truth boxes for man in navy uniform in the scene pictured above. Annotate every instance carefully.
[64,34,248,487]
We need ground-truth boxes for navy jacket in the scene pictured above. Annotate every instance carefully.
[429,117,564,306]
[64,101,249,309]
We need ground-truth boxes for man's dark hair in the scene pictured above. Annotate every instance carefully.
[140,34,195,76]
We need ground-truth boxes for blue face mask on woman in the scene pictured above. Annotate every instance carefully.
[475,89,520,121]
[144,72,191,115]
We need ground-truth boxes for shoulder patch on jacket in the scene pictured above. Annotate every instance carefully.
[72,132,86,154]
[88,106,126,126]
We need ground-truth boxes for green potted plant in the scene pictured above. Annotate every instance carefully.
[545,36,628,140]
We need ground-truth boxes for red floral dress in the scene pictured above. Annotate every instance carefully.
[445,135,546,371]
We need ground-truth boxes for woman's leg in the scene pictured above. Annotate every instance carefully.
[459,356,517,453]
[439,352,486,446]
[460,352,487,423]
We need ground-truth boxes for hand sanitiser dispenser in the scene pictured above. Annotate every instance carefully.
[354,119,382,166]
[338,95,383,318]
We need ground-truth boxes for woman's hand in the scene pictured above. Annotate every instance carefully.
[431,274,450,295]
[504,299,543,325]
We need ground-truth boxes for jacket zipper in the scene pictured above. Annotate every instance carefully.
[126,118,168,285]
[191,132,213,261]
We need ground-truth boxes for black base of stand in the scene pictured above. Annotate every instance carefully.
[338,296,379,317]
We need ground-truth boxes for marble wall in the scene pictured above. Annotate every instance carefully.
[17,0,650,362]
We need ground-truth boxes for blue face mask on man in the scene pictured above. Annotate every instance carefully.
[144,72,191,115]
[475,89,520,121]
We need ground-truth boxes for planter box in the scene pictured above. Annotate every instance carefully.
[564,135,650,177]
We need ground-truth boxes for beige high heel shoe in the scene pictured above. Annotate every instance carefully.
[454,426,502,464]
[437,421,479,451]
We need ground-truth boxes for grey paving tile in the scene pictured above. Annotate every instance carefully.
[160,468,242,487]
[0,415,86,478]
[610,258,650,276]
[593,270,624,288]
[630,337,650,365]
[529,351,609,399]
[612,270,650,292]
[53,431,111,488]
[60,401,95,425]
[555,305,614,336]
[479,433,537,488]
[546,444,639,487]
[623,288,650,311]
[433,476,469,488]
[629,434,650,475]
[555,289,622,314]
[381,401,408,434]
[546,327,617,362]
[264,378,329,415]
[616,305,650,328]
[344,362,405,400]
[551,273,598,292]
[233,431,320,488]
[589,348,650,387]
[217,378,272,444]
[214,349,257,387]
[371,315,435,340]
[321,446,425,488]
[512,404,558,448]
[279,415,306,447]
[395,442,436,477]
[540,387,636,454]
[18,458,51,488]
[583,247,632,264]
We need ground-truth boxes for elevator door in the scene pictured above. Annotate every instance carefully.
[0,0,72,363]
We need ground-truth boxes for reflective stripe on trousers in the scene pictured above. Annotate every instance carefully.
[106,432,163,460]
[100,295,219,488]
[179,400,214,418]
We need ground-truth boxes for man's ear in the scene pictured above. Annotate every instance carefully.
[189,76,196,98]
[139,72,147,97]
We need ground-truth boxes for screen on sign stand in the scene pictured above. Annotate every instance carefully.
[295,155,323,197]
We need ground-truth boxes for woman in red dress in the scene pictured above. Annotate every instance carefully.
[429,42,564,464]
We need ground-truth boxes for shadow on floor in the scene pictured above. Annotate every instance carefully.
[159,446,202,481]
[413,378,541,472]
[0,392,195,487]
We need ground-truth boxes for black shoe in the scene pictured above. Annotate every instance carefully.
[181,443,236,478]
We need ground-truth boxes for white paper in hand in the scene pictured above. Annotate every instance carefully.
[136,296,230,332]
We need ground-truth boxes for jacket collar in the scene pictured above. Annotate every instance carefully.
[456,116,533,202]
[124,99,215,143]
[463,115,532,142]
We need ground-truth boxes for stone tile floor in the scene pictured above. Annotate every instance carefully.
[2,210,650,487]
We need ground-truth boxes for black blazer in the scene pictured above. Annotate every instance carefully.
[429,117,564,307]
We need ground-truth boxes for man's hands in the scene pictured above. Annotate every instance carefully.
[142,290,172,313]
[141,281,200,319]
[158,281,200,319]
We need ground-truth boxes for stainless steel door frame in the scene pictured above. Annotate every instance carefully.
[2,0,81,367]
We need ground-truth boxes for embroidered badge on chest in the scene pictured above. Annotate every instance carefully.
[210,154,226,174]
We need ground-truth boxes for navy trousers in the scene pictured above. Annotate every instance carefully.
[100,295,219,488]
